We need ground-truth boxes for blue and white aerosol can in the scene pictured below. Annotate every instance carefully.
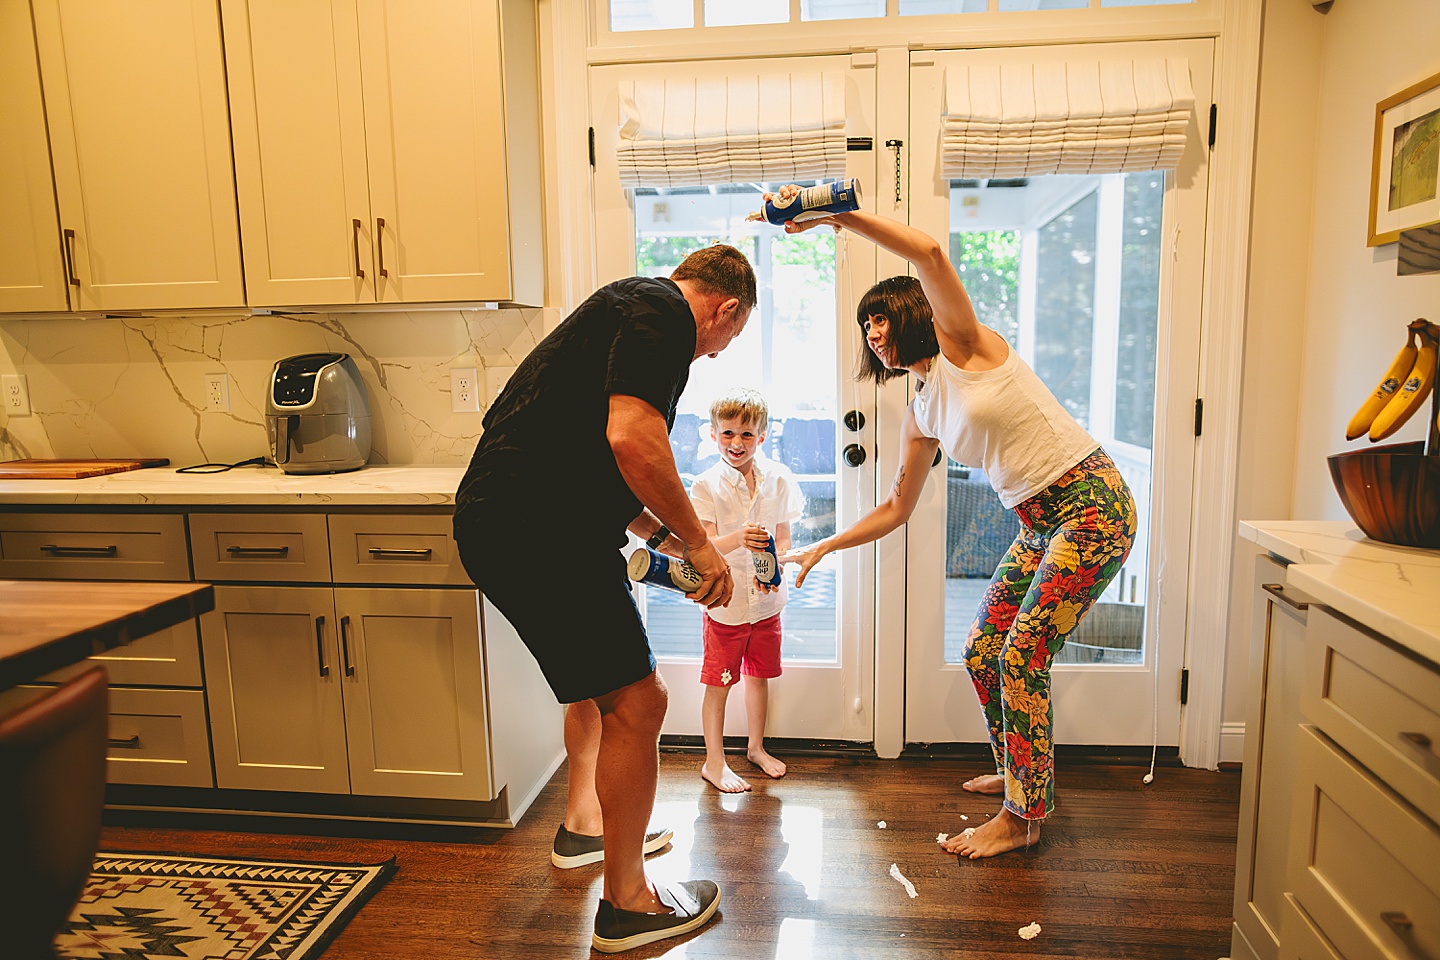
[751,534,783,588]
[627,547,704,593]
[750,178,862,224]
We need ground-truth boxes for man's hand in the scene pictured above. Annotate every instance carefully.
[683,539,733,609]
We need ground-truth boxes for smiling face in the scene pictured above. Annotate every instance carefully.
[863,313,897,368]
[711,416,765,475]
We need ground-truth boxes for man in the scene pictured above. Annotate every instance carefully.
[453,244,756,954]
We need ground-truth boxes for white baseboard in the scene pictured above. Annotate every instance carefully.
[1220,721,1246,765]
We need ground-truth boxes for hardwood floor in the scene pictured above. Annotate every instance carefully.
[100,753,1241,960]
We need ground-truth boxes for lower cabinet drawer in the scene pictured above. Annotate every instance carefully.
[190,512,331,582]
[328,513,470,586]
[1305,606,1440,825]
[41,619,203,687]
[1288,725,1440,960]
[0,512,190,581]
[105,687,213,788]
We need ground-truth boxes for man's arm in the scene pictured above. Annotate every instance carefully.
[608,394,732,608]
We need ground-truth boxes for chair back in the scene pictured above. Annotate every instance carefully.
[0,667,108,960]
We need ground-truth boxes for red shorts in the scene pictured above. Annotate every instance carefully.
[700,612,782,686]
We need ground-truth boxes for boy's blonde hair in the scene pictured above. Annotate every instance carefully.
[709,387,769,435]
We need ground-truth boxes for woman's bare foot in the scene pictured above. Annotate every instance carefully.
[747,746,787,779]
[701,761,751,793]
[962,773,1004,795]
[941,808,1039,859]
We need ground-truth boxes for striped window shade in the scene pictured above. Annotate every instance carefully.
[616,74,847,189]
[941,59,1195,179]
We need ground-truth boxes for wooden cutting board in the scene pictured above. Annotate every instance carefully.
[0,458,170,479]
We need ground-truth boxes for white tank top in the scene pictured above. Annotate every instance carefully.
[911,345,1099,508]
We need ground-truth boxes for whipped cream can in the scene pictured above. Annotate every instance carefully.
[627,546,703,593]
[756,179,862,224]
[751,534,782,588]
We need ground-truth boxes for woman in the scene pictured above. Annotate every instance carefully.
[780,190,1137,859]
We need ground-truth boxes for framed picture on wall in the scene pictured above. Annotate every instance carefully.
[1369,70,1440,246]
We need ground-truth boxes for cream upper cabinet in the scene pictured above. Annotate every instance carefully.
[0,0,68,313]
[223,0,543,307]
[26,0,245,312]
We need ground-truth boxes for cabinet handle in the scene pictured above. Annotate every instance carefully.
[340,615,355,677]
[1261,582,1310,611]
[106,735,140,747]
[1398,731,1440,776]
[376,217,389,278]
[1381,913,1434,960]
[225,545,289,557]
[41,544,118,557]
[352,219,366,279]
[367,547,432,559]
[315,616,330,678]
[62,228,80,287]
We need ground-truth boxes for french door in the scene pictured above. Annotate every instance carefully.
[590,55,880,742]
[899,39,1213,746]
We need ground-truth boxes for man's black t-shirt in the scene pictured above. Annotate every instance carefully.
[454,276,696,545]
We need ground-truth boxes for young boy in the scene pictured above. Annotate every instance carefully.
[689,388,805,793]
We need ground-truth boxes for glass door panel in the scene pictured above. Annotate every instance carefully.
[590,56,879,742]
[903,39,1212,746]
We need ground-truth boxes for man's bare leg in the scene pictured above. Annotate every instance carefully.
[962,773,1004,794]
[563,700,604,836]
[700,684,750,792]
[743,677,785,779]
[593,671,670,911]
[943,807,1040,859]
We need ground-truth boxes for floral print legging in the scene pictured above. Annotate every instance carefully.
[963,449,1137,821]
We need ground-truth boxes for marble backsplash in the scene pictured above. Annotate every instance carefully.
[0,307,557,467]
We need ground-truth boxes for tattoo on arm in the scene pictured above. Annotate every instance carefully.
[891,466,906,498]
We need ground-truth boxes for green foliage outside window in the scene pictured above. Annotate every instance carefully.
[949,230,1021,346]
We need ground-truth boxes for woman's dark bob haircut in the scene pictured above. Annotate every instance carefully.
[855,275,939,384]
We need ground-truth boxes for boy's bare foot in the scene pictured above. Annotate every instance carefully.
[701,761,751,793]
[941,809,1039,859]
[747,747,787,779]
[962,773,1004,795]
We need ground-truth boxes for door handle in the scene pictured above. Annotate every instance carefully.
[376,217,389,278]
[62,228,80,287]
[1261,583,1310,611]
[932,447,944,468]
[1398,731,1440,777]
[842,443,867,467]
[315,616,330,678]
[1380,912,1433,960]
[339,615,355,677]
[352,219,366,279]
[106,735,140,747]
[225,545,290,557]
[843,410,866,431]
[367,547,433,559]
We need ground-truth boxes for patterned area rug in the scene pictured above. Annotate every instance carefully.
[55,852,395,960]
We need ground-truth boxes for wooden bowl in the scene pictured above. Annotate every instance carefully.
[1327,441,1440,548]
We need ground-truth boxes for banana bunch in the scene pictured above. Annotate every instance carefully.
[1347,319,1439,442]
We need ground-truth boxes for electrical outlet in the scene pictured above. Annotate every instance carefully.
[451,367,480,412]
[2,374,31,417]
[486,365,517,404]
[204,373,230,411]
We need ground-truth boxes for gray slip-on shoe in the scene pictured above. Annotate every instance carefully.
[591,879,721,953]
[550,823,674,869]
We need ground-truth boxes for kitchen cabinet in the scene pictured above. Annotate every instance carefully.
[1231,541,1440,960]
[222,0,543,307]
[0,0,68,312]
[201,582,493,801]
[6,0,245,313]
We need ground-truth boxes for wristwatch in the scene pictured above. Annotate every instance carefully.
[645,525,670,550]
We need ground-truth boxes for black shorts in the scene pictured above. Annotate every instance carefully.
[454,518,656,704]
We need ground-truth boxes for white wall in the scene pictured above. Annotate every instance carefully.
[1222,0,1440,755]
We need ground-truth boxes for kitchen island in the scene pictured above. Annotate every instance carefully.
[0,464,563,829]
[1231,520,1439,960]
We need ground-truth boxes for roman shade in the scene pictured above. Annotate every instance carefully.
[941,59,1195,179]
[616,74,847,189]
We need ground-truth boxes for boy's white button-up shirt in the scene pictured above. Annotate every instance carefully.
[690,455,805,627]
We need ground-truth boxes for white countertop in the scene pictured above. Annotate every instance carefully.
[0,465,466,506]
[1239,520,1440,664]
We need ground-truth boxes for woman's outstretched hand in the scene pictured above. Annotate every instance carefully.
[778,542,828,589]
[761,185,842,234]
